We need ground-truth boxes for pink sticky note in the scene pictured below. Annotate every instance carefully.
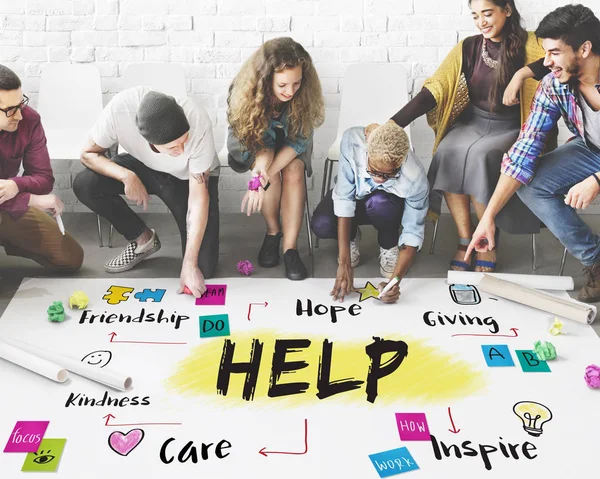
[4,421,50,453]
[395,413,431,441]
[195,285,227,306]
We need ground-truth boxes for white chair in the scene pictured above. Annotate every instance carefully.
[218,138,315,277]
[38,63,105,244]
[101,63,188,247]
[317,63,412,247]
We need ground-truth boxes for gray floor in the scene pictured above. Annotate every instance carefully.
[1,212,599,337]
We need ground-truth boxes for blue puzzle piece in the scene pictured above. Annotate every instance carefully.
[134,289,166,303]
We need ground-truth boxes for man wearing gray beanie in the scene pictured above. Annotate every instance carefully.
[74,86,220,297]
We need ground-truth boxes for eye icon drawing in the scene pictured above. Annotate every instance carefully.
[33,450,55,464]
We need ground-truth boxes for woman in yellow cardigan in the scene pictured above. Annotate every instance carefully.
[387,0,555,272]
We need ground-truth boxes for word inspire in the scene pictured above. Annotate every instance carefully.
[296,299,361,323]
[78,309,189,330]
[431,435,537,471]
[217,337,407,403]
[65,392,150,408]
[423,311,499,334]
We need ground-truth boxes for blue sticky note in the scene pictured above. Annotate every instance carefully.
[481,345,515,367]
[515,350,551,372]
[199,314,230,338]
[368,447,419,477]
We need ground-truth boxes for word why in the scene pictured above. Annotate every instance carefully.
[296,299,362,323]
[217,337,407,403]
[430,434,537,471]
[160,438,232,464]
[423,311,499,334]
[78,309,189,330]
[65,392,150,408]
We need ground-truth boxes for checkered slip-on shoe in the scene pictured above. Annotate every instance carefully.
[104,229,161,273]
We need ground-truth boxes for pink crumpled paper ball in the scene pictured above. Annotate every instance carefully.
[584,364,600,388]
[237,260,254,276]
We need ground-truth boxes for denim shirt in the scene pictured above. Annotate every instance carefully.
[333,127,430,250]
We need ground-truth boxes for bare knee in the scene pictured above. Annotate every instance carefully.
[281,158,305,183]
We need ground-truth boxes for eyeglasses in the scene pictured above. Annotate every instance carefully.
[0,94,29,118]
[366,166,401,180]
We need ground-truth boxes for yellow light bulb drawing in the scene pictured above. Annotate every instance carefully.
[513,401,553,437]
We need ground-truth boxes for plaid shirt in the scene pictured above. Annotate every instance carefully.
[501,74,592,185]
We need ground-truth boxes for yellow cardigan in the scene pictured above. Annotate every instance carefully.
[423,32,551,154]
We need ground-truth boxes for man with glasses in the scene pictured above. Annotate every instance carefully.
[0,64,83,273]
[311,121,429,303]
[73,86,220,297]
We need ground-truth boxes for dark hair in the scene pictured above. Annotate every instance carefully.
[469,0,527,112]
[536,4,600,55]
[0,64,21,91]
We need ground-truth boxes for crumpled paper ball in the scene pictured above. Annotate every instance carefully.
[69,291,89,309]
[534,340,557,361]
[584,364,600,388]
[237,260,254,276]
[47,301,65,323]
[549,317,563,336]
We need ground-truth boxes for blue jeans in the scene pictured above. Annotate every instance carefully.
[517,137,600,266]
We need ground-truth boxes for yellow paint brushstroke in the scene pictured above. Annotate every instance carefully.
[166,330,487,408]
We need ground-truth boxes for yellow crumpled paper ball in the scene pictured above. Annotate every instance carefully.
[69,291,89,309]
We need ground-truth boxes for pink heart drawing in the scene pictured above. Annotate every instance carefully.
[108,429,145,456]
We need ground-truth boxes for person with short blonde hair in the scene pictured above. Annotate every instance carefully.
[311,121,429,303]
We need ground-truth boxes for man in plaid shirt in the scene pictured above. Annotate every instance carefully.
[467,4,600,302]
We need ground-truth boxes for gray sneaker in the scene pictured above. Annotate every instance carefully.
[104,229,161,273]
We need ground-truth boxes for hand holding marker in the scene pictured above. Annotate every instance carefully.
[379,276,399,299]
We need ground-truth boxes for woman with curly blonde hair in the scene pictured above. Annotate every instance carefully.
[227,37,324,280]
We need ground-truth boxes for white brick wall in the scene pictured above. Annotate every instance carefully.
[0,0,596,213]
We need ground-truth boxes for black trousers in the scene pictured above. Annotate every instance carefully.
[73,154,219,278]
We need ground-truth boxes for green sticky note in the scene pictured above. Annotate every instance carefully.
[516,350,551,373]
[199,314,230,338]
[21,438,66,472]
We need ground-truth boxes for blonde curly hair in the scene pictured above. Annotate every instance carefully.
[227,37,325,154]
[368,121,410,168]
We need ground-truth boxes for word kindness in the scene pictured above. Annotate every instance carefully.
[216,336,407,403]
[64,392,150,408]
[78,309,189,330]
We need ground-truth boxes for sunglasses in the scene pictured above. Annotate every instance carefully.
[0,94,29,118]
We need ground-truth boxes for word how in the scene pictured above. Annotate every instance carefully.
[78,309,189,330]
[423,311,499,334]
[160,438,232,464]
[216,337,407,403]
[296,299,362,323]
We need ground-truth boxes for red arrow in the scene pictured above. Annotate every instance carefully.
[259,419,308,457]
[247,302,269,321]
[108,332,187,345]
[452,328,519,338]
[103,414,182,427]
[447,407,461,434]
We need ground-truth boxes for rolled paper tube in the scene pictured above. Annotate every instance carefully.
[2,338,132,391]
[478,274,596,324]
[447,271,574,291]
[0,341,68,383]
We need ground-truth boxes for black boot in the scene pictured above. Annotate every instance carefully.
[258,233,283,268]
[283,249,307,281]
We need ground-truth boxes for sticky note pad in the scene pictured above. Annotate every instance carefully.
[195,285,227,306]
[516,350,551,372]
[4,421,49,453]
[395,413,431,441]
[200,314,231,338]
[369,447,419,477]
[21,438,66,472]
[481,345,515,367]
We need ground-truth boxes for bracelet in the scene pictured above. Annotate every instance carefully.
[593,173,600,188]
[248,175,263,191]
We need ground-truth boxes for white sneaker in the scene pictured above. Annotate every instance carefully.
[379,245,399,279]
[349,227,361,268]
[104,229,161,273]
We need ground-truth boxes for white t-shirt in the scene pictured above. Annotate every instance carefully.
[90,86,219,180]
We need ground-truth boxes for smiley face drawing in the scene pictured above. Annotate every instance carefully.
[81,350,112,368]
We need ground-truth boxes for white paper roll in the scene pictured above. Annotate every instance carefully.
[478,274,596,324]
[447,271,574,291]
[0,341,68,383]
[2,338,132,391]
